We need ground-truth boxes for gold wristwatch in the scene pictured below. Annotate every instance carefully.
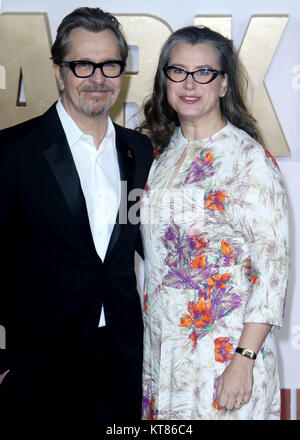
[235,346,257,360]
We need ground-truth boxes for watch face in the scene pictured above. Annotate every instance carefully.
[243,349,253,358]
[236,347,256,359]
[242,349,256,359]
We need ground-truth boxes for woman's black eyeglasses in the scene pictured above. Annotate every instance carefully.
[164,66,226,84]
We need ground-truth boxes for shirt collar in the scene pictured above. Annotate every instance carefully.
[170,126,188,149]
[56,99,115,151]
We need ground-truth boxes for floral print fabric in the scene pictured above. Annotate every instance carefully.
[140,123,289,420]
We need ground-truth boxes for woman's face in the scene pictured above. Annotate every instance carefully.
[165,42,228,126]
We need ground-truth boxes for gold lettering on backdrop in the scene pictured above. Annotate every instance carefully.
[194,15,232,39]
[111,15,172,125]
[0,14,58,129]
[195,15,290,156]
[238,15,290,156]
[0,13,290,156]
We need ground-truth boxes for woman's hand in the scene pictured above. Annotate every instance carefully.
[216,353,254,410]
[216,322,271,410]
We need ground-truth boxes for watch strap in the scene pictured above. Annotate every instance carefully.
[235,346,257,360]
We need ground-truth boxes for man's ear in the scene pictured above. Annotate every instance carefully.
[53,64,65,92]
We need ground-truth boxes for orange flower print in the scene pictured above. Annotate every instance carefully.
[189,252,207,269]
[190,235,208,251]
[189,329,198,350]
[150,398,158,420]
[263,146,279,168]
[180,295,212,349]
[146,397,158,420]
[205,191,229,212]
[204,151,215,163]
[144,294,148,312]
[180,315,193,328]
[212,399,222,413]
[188,297,212,328]
[221,240,233,256]
[219,239,241,266]
[251,270,261,284]
[207,273,231,291]
[214,337,233,363]
[251,274,258,284]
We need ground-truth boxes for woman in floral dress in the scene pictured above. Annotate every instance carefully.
[140,26,289,420]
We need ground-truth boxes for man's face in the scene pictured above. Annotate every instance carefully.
[54,27,124,120]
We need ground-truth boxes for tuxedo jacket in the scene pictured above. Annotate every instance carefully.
[0,103,153,418]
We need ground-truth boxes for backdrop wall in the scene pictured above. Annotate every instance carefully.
[0,0,299,419]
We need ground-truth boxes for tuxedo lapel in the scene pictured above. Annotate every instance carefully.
[40,106,95,250]
[104,127,135,261]
[39,105,135,262]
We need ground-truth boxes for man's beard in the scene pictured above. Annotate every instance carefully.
[79,98,111,116]
[78,85,114,116]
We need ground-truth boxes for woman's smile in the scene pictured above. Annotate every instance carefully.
[179,95,202,104]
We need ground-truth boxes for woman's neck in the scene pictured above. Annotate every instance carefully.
[180,114,227,141]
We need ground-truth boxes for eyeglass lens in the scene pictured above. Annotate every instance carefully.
[74,61,123,78]
[166,67,218,84]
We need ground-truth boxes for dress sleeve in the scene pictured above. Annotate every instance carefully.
[235,146,289,328]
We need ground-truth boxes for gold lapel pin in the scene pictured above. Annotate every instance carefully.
[127,149,133,158]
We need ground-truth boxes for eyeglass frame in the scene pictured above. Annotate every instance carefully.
[163,66,226,84]
[59,60,126,78]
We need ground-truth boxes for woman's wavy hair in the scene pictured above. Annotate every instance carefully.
[140,26,264,152]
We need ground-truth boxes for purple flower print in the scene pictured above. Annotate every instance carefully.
[184,150,220,184]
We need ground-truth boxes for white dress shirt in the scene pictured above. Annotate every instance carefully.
[56,100,120,326]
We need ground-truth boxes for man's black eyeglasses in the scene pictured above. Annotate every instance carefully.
[60,60,126,78]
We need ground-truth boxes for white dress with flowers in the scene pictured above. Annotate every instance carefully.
[140,123,289,420]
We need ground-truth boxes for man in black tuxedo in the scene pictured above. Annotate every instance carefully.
[0,7,153,420]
